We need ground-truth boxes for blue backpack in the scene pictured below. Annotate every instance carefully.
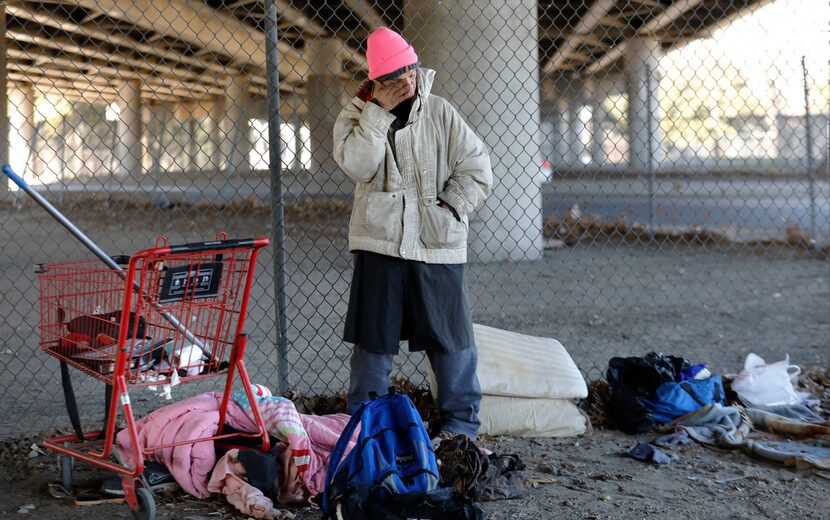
[641,376,725,424]
[322,388,439,517]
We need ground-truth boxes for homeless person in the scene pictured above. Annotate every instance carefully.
[333,27,493,442]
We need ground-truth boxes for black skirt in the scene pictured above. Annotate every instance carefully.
[343,251,475,355]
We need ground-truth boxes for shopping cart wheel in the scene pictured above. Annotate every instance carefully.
[58,455,73,492]
[132,487,156,520]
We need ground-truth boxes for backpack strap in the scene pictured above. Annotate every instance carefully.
[714,381,724,403]
[322,400,366,515]
[679,382,708,407]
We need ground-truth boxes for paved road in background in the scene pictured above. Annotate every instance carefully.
[27,174,830,243]
[543,177,830,243]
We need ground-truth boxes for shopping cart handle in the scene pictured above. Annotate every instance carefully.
[168,238,269,253]
[2,164,24,187]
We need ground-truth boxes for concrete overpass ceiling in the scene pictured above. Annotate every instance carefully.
[540,0,769,75]
[3,0,769,103]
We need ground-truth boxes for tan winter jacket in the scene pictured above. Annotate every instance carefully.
[333,68,493,264]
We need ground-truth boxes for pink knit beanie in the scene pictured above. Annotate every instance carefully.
[366,28,419,81]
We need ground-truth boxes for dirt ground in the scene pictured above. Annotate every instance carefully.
[1,199,829,519]
[2,428,829,520]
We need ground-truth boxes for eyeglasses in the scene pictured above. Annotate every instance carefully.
[377,69,417,87]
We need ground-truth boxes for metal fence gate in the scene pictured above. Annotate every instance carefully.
[0,0,828,435]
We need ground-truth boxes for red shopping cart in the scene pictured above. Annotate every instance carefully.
[38,234,272,519]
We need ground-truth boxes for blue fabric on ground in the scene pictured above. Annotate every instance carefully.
[627,441,673,464]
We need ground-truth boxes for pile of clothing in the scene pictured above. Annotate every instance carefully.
[433,435,526,502]
[654,403,830,472]
[116,388,355,518]
[607,352,723,434]
[605,353,829,475]
[115,386,529,519]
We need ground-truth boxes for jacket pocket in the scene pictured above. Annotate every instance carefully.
[366,191,403,241]
[421,202,468,249]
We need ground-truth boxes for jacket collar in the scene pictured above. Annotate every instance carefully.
[408,68,435,123]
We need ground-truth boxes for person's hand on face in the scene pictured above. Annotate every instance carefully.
[373,69,417,111]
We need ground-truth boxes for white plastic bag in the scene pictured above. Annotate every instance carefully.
[731,353,802,407]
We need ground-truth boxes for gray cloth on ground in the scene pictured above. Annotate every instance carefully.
[663,403,830,472]
[743,440,830,471]
[669,404,750,448]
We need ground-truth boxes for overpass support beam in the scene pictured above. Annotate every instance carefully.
[9,82,36,180]
[306,38,348,195]
[406,0,544,262]
[222,75,252,175]
[116,79,143,179]
[625,37,662,172]
[585,77,608,167]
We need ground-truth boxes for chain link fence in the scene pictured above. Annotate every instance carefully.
[0,0,828,435]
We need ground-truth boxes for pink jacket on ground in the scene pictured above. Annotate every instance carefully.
[116,392,257,498]
[117,392,357,503]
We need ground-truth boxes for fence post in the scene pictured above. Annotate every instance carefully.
[646,64,656,231]
[800,57,817,241]
[0,4,7,200]
[265,0,290,394]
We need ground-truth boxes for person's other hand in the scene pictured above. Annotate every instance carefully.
[372,69,417,111]
[373,81,412,111]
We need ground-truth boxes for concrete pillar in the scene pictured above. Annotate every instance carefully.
[285,92,303,176]
[625,37,662,172]
[8,83,35,180]
[548,73,583,169]
[555,96,583,168]
[222,75,252,175]
[567,92,584,166]
[553,98,570,168]
[405,0,544,262]
[585,78,608,167]
[187,116,198,172]
[538,95,557,165]
[145,101,163,175]
[140,102,152,176]
[116,79,143,178]
[306,38,347,194]
[208,95,224,172]
[66,111,83,180]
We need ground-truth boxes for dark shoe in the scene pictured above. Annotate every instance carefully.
[100,462,179,496]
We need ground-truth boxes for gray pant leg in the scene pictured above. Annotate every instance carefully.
[427,346,482,440]
[347,346,395,414]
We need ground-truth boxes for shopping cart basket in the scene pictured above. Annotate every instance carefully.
[37,234,272,519]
